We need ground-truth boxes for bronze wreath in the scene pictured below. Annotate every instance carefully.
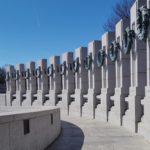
[97,49,106,67]
[5,72,9,81]
[109,41,120,62]
[25,69,30,79]
[122,27,135,55]
[137,6,150,41]
[59,61,67,75]
[47,64,54,76]
[15,70,19,80]
[35,67,41,78]
[72,57,80,73]
[83,53,92,70]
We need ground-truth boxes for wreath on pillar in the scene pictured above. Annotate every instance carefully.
[21,72,24,78]
[97,49,106,67]
[59,61,67,75]
[109,41,120,62]
[47,64,54,76]
[83,53,92,70]
[25,69,30,79]
[72,57,80,73]
[122,27,135,55]
[10,73,13,79]
[35,67,41,78]
[137,6,150,41]
[5,72,9,81]
[15,70,19,80]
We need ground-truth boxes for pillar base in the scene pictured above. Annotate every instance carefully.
[6,92,15,106]
[82,89,99,119]
[21,91,35,106]
[57,90,74,115]
[32,91,48,106]
[122,87,143,133]
[138,121,150,142]
[69,89,86,117]
[138,86,150,142]
[11,91,25,106]
[44,90,61,106]
[109,88,128,126]
[95,88,114,122]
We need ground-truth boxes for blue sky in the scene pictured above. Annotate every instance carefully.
[0,0,119,66]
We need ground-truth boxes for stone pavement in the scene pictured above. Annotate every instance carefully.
[46,111,150,150]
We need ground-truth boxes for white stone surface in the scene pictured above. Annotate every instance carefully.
[6,65,16,106]
[22,62,37,106]
[57,52,75,114]
[47,110,150,150]
[95,32,115,122]
[12,64,26,106]
[138,0,150,141]
[122,0,147,133]
[82,40,102,119]
[0,94,6,106]
[109,18,130,126]
[44,56,62,106]
[69,47,88,117]
[32,59,49,106]
[0,106,61,150]
[1,0,150,144]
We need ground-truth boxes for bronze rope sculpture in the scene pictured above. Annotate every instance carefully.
[122,27,135,54]
[97,49,106,67]
[47,64,54,77]
[137,6,150,41]
[109,41,120,62]
[83,53,92,70]
[72,57,80,73]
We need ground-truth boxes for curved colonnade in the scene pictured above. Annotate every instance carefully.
[3,0,150,142]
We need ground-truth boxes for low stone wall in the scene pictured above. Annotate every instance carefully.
[0,106,61,150]
[0,94,6,106]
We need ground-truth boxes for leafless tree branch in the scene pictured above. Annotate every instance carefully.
[103,0,135,32]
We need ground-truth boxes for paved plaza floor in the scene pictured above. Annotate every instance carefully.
[46,111,150,150]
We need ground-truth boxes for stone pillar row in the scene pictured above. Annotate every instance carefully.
[4,0,150,142]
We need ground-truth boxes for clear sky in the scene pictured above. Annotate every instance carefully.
[0,0,119,66]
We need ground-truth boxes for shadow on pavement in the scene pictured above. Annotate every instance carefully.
[46,120,85,150]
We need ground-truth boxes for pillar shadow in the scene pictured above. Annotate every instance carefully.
[46,121,85,150]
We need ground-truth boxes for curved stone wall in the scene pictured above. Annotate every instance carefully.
[0,106,61,150]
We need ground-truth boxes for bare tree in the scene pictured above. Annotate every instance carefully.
[103,0,135,32]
